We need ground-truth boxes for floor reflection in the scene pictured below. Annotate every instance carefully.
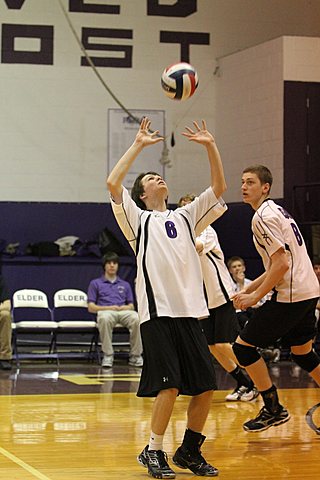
[0,360,318,479]
[0,359,318,396]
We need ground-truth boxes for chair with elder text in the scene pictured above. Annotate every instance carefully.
[52,289,99,362]
[12,289,58,366]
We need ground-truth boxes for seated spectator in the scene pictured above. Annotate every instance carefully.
[227,256,265,328]
[87,252,143,368]
[0,275,12,370]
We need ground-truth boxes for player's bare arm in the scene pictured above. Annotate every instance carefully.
[241,272,267,295]
[107,117,164,204]
[233,248,288,310]
[182,120,226,199]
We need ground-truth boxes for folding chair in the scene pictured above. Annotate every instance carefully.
[52,289,99,362]
[12,289,58,367]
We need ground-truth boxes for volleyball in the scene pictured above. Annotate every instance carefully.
[161,62,198,101]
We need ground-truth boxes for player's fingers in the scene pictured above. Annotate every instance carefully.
[141,117,148,128]
[149,136,164,144]
[181,132,191,139]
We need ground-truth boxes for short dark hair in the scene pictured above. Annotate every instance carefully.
[102,251,119,268]
[243,165,273,191]
[131,171,160,210]
[227,256,245,269]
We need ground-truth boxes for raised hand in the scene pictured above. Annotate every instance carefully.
[135,117,164,147]
[182,120,215,145]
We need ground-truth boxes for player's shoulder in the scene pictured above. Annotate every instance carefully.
[255,199,280,221]
[174,205,191,218]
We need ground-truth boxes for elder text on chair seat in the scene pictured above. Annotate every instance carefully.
[12,289,58,366]
[52,289,99,362]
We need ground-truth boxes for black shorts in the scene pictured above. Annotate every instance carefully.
[200,301,240,344]
[240,298,318,348]
[236,309,254,329]
[137,317,217,397]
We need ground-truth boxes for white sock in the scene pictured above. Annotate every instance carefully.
[149,431,164,451]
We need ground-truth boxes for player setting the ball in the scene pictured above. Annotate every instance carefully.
[107,116,227,478]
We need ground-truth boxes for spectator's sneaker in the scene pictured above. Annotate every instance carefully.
[243,406,290,432]
[240,387,259,402]
[225,385,248,401]
[128,355,143,367]
[0,360,12,370]
[101,355,113,368]
[172,445,219,476]
[137,445,176,479]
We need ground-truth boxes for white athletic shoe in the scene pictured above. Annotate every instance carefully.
[225,385,248,401]
[240,387,259,402]
[225,385,259,402]
[101,355,113,368]
[128,355,143,367]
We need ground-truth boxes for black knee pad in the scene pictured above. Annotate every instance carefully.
[291,351,320,373]
[232,342,261,367]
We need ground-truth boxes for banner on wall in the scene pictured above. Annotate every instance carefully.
[0,1,209,67]
[0,0,211,202]
[107,109,165,191]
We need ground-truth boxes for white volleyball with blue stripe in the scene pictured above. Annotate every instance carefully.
[161,62,198,101]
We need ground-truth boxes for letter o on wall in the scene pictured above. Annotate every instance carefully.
[1,23,54,65]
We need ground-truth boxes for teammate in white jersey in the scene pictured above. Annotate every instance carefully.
[232,165,320,433]
[178,194,258,402]
[107,117,227,479]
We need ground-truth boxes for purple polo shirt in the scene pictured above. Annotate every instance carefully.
[87,275,134,307]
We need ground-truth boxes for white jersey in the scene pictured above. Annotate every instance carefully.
[197,226,234,309]
[111,187,227,323]
[252,199,319,303]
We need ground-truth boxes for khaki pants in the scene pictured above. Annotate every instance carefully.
[0,310,12,360]
[97,310,142,357]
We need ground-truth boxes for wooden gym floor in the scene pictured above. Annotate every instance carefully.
[0,359,319,480]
